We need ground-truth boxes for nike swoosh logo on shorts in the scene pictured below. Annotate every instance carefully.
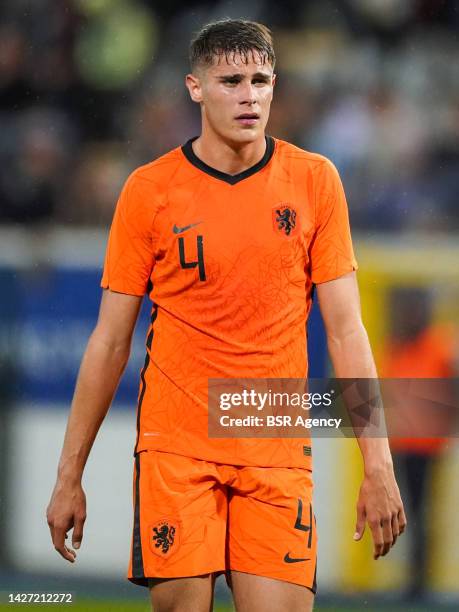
[283,552,310,564]
[173,222,201,234]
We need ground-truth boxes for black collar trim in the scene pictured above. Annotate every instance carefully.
[181,135,275,185]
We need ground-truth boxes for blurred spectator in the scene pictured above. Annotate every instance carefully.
[0,109,72,224]
[0,0,458,230]
[0,24,29,111]
[380,286,458,602]
[63,142,130,225]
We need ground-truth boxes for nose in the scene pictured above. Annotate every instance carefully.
[238,81,257,106]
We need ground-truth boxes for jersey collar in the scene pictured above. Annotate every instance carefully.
[181,135,275,185]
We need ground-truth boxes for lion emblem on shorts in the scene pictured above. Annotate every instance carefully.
[273,205,298,237]
[150,520,178,557]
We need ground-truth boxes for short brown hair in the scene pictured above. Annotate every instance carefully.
[189,19,275,71]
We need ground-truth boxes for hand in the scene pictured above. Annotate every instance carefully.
[353,463,407,559]
[46,479,87,563]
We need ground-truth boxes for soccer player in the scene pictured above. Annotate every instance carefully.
[46,19,406,612]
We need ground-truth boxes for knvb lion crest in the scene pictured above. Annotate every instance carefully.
[150,520,179,558]
[273,205,298,237]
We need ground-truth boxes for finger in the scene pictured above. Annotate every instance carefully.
[354,504,366,541]
[398,506,407,535]
[369,519,384,560]
[391,513,400,548]
[52,526,76,563]
[381,516,393,556]
[72,515,86,550]
[47,511,56,538]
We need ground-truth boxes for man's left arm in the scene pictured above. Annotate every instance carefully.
[316,271,407,560]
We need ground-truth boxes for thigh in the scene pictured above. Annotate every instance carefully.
[230,572,314,612]
[227,466,317,608]
[149,574,216,612]
[128,451,227,587]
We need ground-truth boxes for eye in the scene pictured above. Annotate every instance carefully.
[224,78,239,85]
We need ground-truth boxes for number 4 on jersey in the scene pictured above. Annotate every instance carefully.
[178,236,206,281]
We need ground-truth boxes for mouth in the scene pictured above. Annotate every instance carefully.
[235,113,260,126]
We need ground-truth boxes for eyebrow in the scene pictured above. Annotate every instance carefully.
[217,72,271,80]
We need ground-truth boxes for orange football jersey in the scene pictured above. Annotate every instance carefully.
[101,136,358,468]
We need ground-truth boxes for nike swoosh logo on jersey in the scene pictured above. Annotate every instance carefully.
[283,553,310,564]
[173,222,202,234]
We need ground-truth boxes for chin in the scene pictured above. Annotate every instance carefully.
[227,128,262,145]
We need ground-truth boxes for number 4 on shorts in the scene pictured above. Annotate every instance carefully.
[294,499,313,548]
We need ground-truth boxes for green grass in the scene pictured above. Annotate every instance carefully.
[0,603,232,612]
[0,605,420,612]
[0,604,151,612]
[0,601,442,611]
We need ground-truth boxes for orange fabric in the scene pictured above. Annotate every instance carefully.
[101,137,357,468]
[128,450,317,590]
[381,327,455,379]
[381,326,455,454]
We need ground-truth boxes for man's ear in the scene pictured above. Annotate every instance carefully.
[272,73,277,88]
[185,73,203,103]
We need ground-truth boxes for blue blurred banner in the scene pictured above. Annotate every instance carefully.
[0,267,150,405]
[0,267,327,406]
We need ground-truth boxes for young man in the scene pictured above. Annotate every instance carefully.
[47,19,406,612]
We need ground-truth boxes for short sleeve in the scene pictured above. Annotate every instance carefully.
[309,159,358,284]
[101,172,155,296]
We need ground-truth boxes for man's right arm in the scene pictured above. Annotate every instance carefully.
[46,289,143,562]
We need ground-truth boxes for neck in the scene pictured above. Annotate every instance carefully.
[192,128,267,176]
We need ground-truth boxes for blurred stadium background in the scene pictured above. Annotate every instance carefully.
[0,0,458,610]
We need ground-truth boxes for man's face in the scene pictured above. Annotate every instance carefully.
[186,51,276,145]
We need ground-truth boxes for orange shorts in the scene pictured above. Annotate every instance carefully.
[127,450,317,592]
